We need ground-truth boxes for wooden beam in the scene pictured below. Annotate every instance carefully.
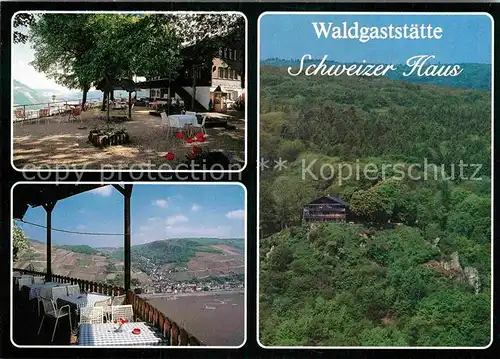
[42,201,57,282]
[123,185,133,292]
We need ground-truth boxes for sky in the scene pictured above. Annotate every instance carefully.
[12,40,70,91]
[16,184,246,248]
[259,14,492,64]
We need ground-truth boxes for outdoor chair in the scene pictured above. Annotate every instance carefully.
[94,298,112,322]
[66,285,80,296]
[111,305,134,322]
[68,107,82,123]
[111,294,126,307]
[79,306,103,325]
[51,286,68,302]
[33,276,45,284]
[18,277,33,291]
[38,296,72,343]
[38,286,54,316]
[193,115,207,134]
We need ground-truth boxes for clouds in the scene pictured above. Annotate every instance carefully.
[191,204,202,212]
[166,215,189,226]
[153,199,168,208]
[90,186,113,197]
[226,209,245,220]
[76,224,86,230]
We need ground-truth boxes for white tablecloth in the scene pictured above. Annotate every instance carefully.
[24,282,59,300]
[57,293,111,313]
[168,114,198,126]
[78,322,165,346]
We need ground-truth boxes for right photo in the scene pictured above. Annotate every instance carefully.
[258,12,492,348]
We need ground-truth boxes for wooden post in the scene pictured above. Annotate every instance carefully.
[43,201,57,282]
[23,105,26,121]
[113,184,133,291]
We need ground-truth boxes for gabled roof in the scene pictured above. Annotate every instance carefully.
[307,195,349,207]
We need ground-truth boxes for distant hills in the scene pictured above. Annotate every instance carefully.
[13,79,149,107]
[261,58,491,90]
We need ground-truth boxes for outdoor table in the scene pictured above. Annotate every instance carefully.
[23,282,59,300]
[57,293,111,314]
[78,322,165,346]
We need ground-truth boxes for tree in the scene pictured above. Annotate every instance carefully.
[13,13,35,44]
[29,14,100,109]
[13,221,28,261]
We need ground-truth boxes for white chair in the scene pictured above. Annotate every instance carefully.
[111,294,126,307]
[18,277,32,291]
[38,296,72,343]
[38,286,54,316]
[94,298,112,322]
[66,285,80,296]
[79,306,103,324]
[33,276,45,284]
[168,116,182,134]
[160,112,170,131]
[51,286,68,302]
[193,115,207,134]
[111,304,134,322]
[185,111,196,116]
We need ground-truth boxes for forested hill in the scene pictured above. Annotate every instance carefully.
[259,60,491,346]
[261,58,491,90]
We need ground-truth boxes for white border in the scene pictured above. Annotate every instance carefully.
[10,181,248,349]
[256,11,494,350]
[10,10,248,174]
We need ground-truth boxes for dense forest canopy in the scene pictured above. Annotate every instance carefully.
[259,64,491,347]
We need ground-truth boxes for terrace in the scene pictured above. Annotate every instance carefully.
[12,184,203,346]
[13,103,245,170]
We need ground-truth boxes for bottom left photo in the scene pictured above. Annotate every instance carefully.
[11,182,246,348]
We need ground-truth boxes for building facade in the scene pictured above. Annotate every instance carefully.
[142,47,244,112]
[302,196,350,223]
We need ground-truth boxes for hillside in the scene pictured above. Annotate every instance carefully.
[260,58,491,90]
[13,80,49,105]
[259,65,491,346]
[260,223,490,346]
[15,237,244,284]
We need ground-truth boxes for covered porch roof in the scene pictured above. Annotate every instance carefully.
[13,184,134,291]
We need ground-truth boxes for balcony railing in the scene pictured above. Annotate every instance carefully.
[13,268,203,346]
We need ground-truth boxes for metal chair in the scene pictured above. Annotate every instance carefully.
[33,276,45,284]
[94,298,112,322]
[79,306,103,325]
[66,285,80,296]
[51,286,68,302]
[38,296,72,343]
[111,305,134,322]
[37,286,54,316]
[18,277,32,291]
[193,115,207,134]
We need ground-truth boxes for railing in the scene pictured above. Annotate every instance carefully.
[13,100,101,124]
[13,268,203,346]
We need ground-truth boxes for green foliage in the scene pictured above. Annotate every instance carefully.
[58,244,98,255]
[13,221,29,261]
[259,64,491,347]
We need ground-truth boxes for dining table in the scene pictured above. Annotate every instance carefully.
[78,322,166,346]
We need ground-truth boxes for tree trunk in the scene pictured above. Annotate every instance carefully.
[110,91,115,101]
[191,65,197,111]
[81,85,89,111]
[128,92,132,119]
[101,91,107,111]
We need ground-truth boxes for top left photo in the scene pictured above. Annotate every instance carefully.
[11,11,247,172]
